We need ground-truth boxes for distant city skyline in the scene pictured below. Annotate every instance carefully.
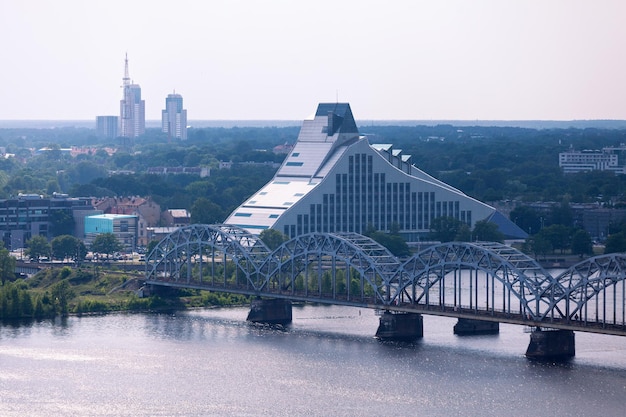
[1,1,625,121]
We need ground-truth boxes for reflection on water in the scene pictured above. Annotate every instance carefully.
[1,305,625,417]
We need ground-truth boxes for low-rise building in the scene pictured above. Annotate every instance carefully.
[146,166,210,177]
[162,209,191,228]
[93,197,160,247]
[84,214,138,252]
[0,194,96,250]
[559,145,626,174]
[146,226,180,244]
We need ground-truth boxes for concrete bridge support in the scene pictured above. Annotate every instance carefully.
[375,311,423,341]
[525,328,575,360]
[246,298,292,325]
[453,318,499,335]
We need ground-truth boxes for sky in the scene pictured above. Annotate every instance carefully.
[1,0,625,121]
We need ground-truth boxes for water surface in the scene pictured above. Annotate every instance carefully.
[1,305,625,416]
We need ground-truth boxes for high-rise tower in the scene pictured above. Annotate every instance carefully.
[161,92,188,140]
[119,54,145,138]
[96,115,118,138]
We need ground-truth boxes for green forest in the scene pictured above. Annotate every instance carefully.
[2,123,626,215]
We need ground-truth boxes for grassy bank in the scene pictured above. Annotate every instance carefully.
[0,265,249,320]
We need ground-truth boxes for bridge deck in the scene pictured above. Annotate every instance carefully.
[144,226,626,338]
[145,279,626,337]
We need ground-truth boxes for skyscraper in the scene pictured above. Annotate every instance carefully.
[225,103,526,241]
[119,54,145,138]
[161,92,188,140]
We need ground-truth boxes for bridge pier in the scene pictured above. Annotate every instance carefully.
[375,311,423,341]
[525,328,575,361]
[246,298,292,325]
[453,318,499,335]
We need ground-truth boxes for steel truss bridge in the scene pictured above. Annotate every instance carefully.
[145,224,626,337]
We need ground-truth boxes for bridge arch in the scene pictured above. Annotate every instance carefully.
[552,254,626,325]
[142,228,625,331]
[145,224,273,290]
[258,232,401,305]
[396,242,560,319]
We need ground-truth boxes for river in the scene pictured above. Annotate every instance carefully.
[1,305,625,416]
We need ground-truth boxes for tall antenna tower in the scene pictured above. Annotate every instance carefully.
[120,53,133,142]
[120,52,134,141]
[122,52,131,88]
[119,53,145,141]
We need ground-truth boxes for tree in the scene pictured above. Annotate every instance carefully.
[429,216,464,242]
[0,245,16,285]
[259,229,289,250]
[190,197,225,224]
[455,223,472,242]
[604,232,626,254]
[509,205,541,235]
[526,234,552,260]
[51,280,75,316]
[380,234,412,257]
[46,179,60,195]
[571,229,593,256]
[91,233,123,259]
[25,235,51,261]
[51,235,87,262]
[76,241,88,263]
[549,201,574,227]
[146,240,160,256]
[364,227,411,258]
[65,160,109,186]
[472,220,504,243]
[540,224,571,254]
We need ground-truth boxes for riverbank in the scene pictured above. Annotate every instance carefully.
[0,265,248,320]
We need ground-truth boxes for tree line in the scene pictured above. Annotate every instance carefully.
[22,233,124,263]
[2,124,626,209]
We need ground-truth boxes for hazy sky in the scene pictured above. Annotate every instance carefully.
[1,0,624,121]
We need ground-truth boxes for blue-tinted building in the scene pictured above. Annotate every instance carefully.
[85,214,138,251]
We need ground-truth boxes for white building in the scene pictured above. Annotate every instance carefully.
[559,146,626,174]
[225,103,525,241]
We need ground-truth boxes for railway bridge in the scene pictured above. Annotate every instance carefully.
[144,224,626,359]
